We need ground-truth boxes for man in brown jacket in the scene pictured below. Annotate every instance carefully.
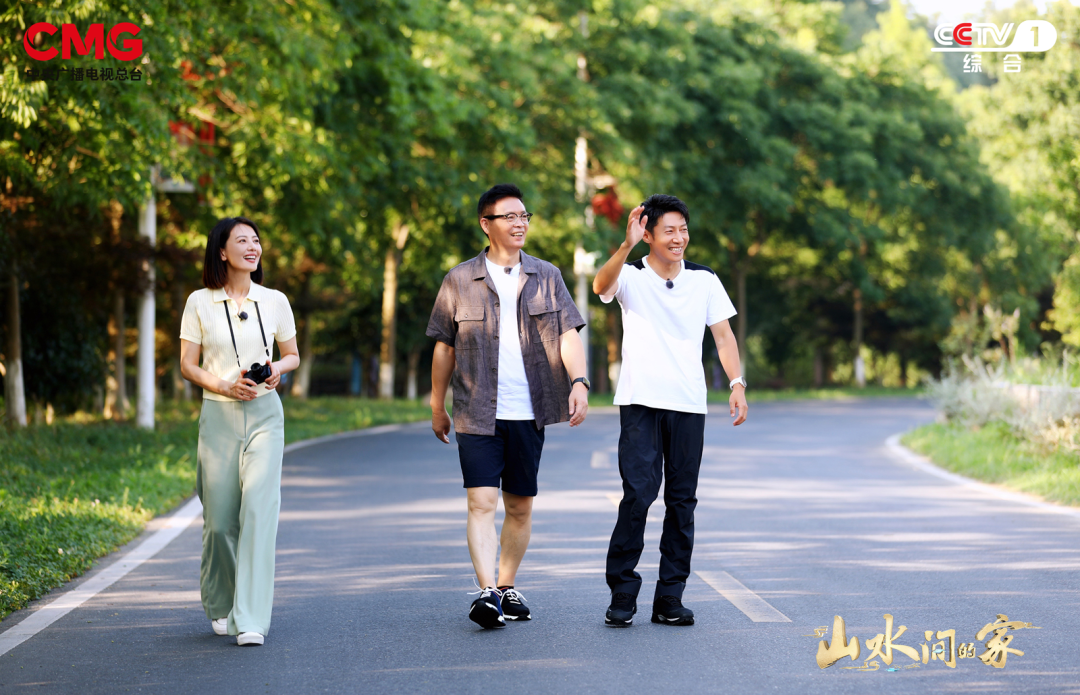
[427,183,589,629]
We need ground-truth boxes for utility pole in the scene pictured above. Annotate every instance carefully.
[136,166,194,430]
[136,192,156,429]
[574,10,594,382]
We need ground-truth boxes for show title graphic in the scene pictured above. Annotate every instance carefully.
[23,22,143,62]
[814,614,1041,672]
[931,19,1057,74]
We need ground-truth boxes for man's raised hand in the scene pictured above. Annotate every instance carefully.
[625,205,647,249]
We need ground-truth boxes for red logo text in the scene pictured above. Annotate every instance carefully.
[23,23,142,62]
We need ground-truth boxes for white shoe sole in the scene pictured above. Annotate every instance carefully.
[237,632,264,646]
[212,619,228,636]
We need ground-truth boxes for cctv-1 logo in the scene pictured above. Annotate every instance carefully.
[23,23,142,62]
[932,20,1057,52]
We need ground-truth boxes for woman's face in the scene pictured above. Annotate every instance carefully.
[219,224,261,274]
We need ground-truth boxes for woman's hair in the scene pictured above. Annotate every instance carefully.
[202,216,264,289]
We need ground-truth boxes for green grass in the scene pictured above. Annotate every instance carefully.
[902,422,1080,507]
[586,386,923,407]
[708,385,924,403]
[0,397,431,621]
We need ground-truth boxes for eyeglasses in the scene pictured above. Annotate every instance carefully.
[483,212,534,224]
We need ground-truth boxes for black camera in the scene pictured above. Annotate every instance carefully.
[245,362,273,385]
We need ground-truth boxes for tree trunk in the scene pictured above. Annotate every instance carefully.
[812,345,824,388]
[606,305,621,393]
[349,351,362,396]
[406,350,420,400]
[105,292,127,420]
[594,307,609,394]
[899,354,908,389]
[104,201,128,417]
[4,269,27,427]
[172,282,190,401]
[734,261,747,377]
[853,287,865,388]
[378,218,409,400]
[291,311,314,399]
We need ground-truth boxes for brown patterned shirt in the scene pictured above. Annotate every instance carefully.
[426,249,586,435]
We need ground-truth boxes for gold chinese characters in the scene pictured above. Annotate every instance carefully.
[814,613,1040,671]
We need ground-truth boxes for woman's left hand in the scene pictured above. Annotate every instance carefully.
[264,359,281,390]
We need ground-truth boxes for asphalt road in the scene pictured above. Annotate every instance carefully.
[3,398,1079,694]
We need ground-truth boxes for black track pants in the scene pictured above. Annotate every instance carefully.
[605,404,706,601]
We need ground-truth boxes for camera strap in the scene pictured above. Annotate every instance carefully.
[223,299,270,371]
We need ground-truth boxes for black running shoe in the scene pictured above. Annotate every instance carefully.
[500,588,531,621]
[469,587,506,629]
[605,592,637,627]
[651,595,694,626]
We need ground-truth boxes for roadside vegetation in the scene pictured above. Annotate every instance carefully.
[0,397,431,621]
[708,385,923,404]
[903,355,1080,507]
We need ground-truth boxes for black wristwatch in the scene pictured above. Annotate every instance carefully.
[571,377,591,391]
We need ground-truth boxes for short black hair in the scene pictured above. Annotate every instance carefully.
[641,194,690,233]
[202,216,264,289]
[477,183,524,218]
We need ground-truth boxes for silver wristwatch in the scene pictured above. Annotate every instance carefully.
[730,376,747,390]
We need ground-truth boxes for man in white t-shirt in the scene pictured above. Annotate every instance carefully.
[593,194,748,627]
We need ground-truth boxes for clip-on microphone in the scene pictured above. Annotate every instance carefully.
[238,311,249,321]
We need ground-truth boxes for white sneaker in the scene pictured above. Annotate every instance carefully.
[212,618,228,636]
[237,632,264,646]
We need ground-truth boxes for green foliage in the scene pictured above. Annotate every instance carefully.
[0,416,197,618]
[0,0,1066,406]
[1049,255,1080,347]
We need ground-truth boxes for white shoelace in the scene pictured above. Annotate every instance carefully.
[466,578,503,599]
[502,588,527,604]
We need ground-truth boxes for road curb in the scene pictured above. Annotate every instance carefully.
[885,433,1080,521]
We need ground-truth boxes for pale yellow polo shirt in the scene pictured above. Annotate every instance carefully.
[180,283,297,402]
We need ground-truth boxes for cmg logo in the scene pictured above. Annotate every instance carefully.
[23,23,142,62]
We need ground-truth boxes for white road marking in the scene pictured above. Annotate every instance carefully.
[0,422,418,655]
[695,570,791,623]
[0,496,204,656]
[590,450,611,469]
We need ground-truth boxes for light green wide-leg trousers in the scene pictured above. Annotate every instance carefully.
[196,391,284,636]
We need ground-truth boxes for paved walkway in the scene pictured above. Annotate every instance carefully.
[2,399,1078,693]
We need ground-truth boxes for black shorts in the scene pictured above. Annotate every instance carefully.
[456,420,545,497]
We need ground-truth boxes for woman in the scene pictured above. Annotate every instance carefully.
[179,216,299,646]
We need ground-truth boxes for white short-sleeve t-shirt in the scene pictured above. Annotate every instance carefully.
[180,283,297,402]
[600,257,736,414]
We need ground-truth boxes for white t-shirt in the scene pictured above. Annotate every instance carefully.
[600,257,736,414]
[485,257,535,420]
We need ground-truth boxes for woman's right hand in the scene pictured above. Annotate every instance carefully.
[224,375,259,401]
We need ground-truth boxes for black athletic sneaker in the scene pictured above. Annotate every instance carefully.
[469,587,506,629]
[500,588,531,621]
[651,595,694,625]
[605,592,637,627]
